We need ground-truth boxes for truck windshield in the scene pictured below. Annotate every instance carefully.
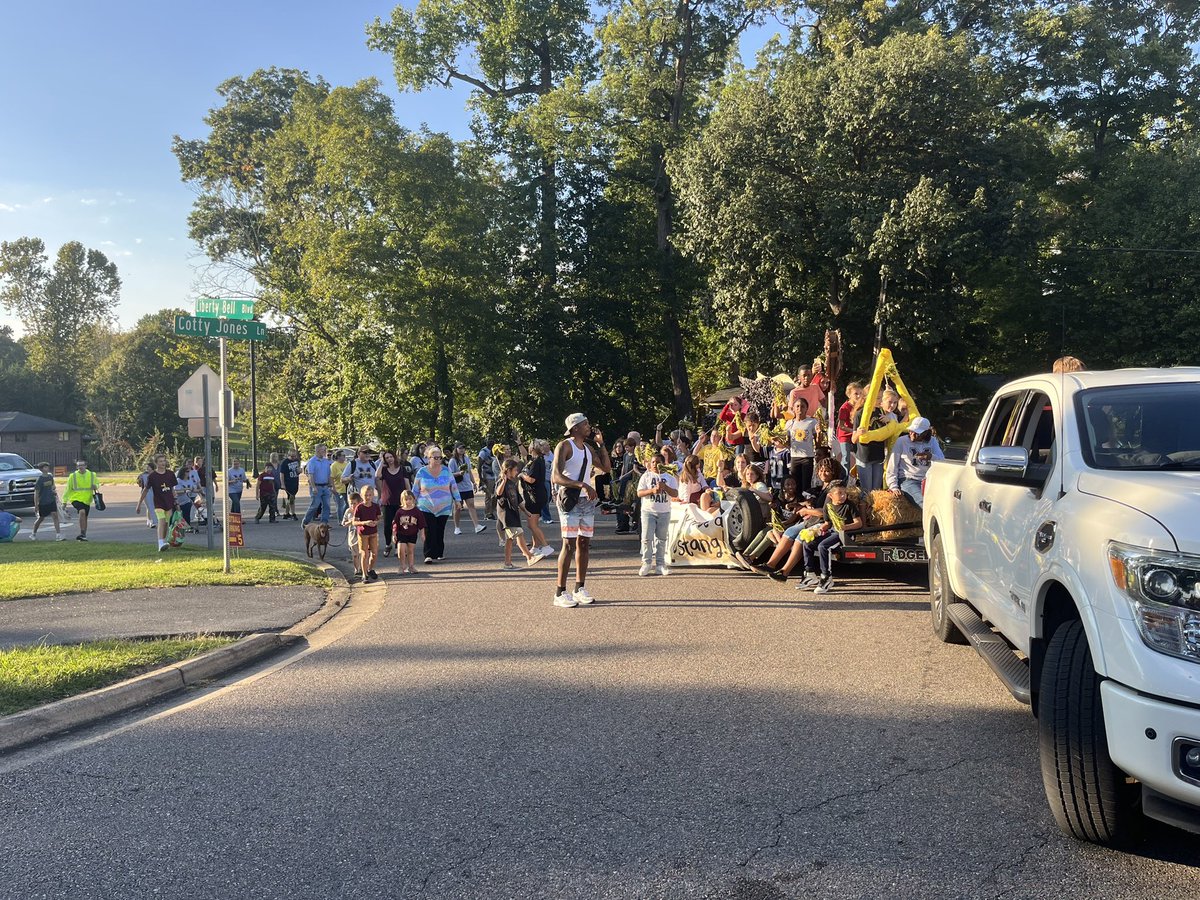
[0,453,33,472]
[1078,383,1200,470]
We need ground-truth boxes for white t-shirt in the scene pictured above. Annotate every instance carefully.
[788,417,817,458]
[638,471,678,514]
[227,467,246,494]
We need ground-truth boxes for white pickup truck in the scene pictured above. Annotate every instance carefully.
[923,368,1200,845]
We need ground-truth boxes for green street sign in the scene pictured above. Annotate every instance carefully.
[195,297,256,320]
[174,315,267,342]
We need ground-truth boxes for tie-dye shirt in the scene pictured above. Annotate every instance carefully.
[412,466,462,516]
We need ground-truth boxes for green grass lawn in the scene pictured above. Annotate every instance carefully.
[0,637,234,716]
[0,542,330,601]
[54,471,141,486]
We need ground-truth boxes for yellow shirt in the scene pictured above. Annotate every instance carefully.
[331,460,347,494]
[64,470,98,505]
[699,444,729,480]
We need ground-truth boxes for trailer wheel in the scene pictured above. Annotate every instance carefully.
[929,532,968,644]
[726,490,765,553]
[1038,620,1139,845]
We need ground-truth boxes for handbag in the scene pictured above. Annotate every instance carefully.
[559,447,589,512]
[93,491,106,511]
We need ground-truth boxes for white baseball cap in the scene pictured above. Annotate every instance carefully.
[908,416,932,434]
[564,413,589,436]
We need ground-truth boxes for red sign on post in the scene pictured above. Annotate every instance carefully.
[227,512,244,548]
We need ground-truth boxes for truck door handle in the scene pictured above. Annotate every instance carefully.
[979,500,992,513]
[953,490,962,500]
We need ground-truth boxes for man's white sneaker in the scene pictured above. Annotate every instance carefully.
[657,565,671,576]
[454,527,462,536]
[474,524,487,534]
[813,576,834,595]
[553,592,578,608]
[537,545,556,557]
[798,573,820,588]
[27,532,35,540]
[55,534,65,541]
[573,586,595,605]
[638,564,653,577]
[526,553,544,567]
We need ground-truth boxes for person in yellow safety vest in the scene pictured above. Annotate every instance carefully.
[63,458,100,541]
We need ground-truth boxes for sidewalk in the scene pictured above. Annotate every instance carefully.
[0,585,327,651]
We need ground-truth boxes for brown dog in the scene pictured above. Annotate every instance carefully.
[304,522,330,560]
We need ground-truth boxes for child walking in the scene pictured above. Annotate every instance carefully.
[391,490,426,575]
[496,459,545,569]
[351,486,381,583]
[798,480,864,594]
[29,462,65,541]
[255,463,279,522]
[342,490,362,576]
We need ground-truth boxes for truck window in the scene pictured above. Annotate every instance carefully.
[978,392,1026,450]
[1078,383,1200,469]
[1019,392,1056,467]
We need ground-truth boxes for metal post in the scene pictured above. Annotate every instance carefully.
[201,374,214,550]
[250,338,259,476]
[220,337,231,574]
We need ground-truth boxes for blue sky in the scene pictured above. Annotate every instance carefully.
[0,2,782,336]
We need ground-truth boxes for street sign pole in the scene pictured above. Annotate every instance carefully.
[220,337,231,574]
[201,375,214,550]
[250,339,259,476]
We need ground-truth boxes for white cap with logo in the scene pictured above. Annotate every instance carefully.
[908,416,932,434]
[564,412,589,436]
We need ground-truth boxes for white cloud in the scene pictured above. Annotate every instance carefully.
[98,216,110,225]
[0,203,16,212]
[41,197,53,204]
[80,197,97,205]
[99,240,116,246]
[134,238,143,244]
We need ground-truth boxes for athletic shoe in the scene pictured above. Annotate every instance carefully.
[77,535,87,541]
[615,528,630,535]
[148,521,157,528]
[526,553,545,567]
[27,533,35,540]
[454,527,462,536]
[368,569,378,579]
[573,586,595,605]
[813,576,834,594]
[768,570,788,583]
[157,542,168,552]
[638,564,653,577]
[502,563,518,570]
[537,545,556,557]
[383,545,392,558]
[424,557,434,564]
[658,565,671,576]
[55,534,65,542]
[553,591,578,608]
[474,524,487,534]
[798,572,820,588]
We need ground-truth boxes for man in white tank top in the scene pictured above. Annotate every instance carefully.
[551,413,613,607]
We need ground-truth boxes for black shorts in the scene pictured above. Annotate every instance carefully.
[38,502,57,517]
[70,500,90,512]
[459,489,475,501]
[396,535,418,545]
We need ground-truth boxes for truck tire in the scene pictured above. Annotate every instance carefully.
[726,490,765,553]
[1038,620,1138,845]
[929,532,967,644]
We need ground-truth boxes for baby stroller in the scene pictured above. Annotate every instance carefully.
[191,492,221,531]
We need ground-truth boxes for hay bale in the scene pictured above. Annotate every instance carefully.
[863,489,922,542]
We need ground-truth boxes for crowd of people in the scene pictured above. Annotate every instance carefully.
[6,356,958,604]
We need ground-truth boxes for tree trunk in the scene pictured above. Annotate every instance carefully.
[537,41,558,289]
[654,148,695,422]
[434,338,453,442]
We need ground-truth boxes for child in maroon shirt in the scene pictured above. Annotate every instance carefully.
[391,490,426,575]
[351,485,381,582]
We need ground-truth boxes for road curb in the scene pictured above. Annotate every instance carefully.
[0,554,356,755]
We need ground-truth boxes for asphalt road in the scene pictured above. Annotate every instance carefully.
[0,487,1196,898]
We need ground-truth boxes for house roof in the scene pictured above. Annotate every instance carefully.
[702,387,743,407]
[0,412,84,434]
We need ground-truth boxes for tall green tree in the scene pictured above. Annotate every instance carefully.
[0,238,121,419]
[674,30,1049,389]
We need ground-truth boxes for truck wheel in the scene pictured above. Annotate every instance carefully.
[929,532,967,644]
[726,490,765,553]
[1038,620,1138,845]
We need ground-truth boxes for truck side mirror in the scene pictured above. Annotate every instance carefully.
[974,446,1038,486]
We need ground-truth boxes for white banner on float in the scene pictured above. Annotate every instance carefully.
[667,503,741,568]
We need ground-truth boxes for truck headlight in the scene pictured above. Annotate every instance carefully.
[1109,542,1200,662]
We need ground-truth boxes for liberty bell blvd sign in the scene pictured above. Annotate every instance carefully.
[195,297,256,320]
